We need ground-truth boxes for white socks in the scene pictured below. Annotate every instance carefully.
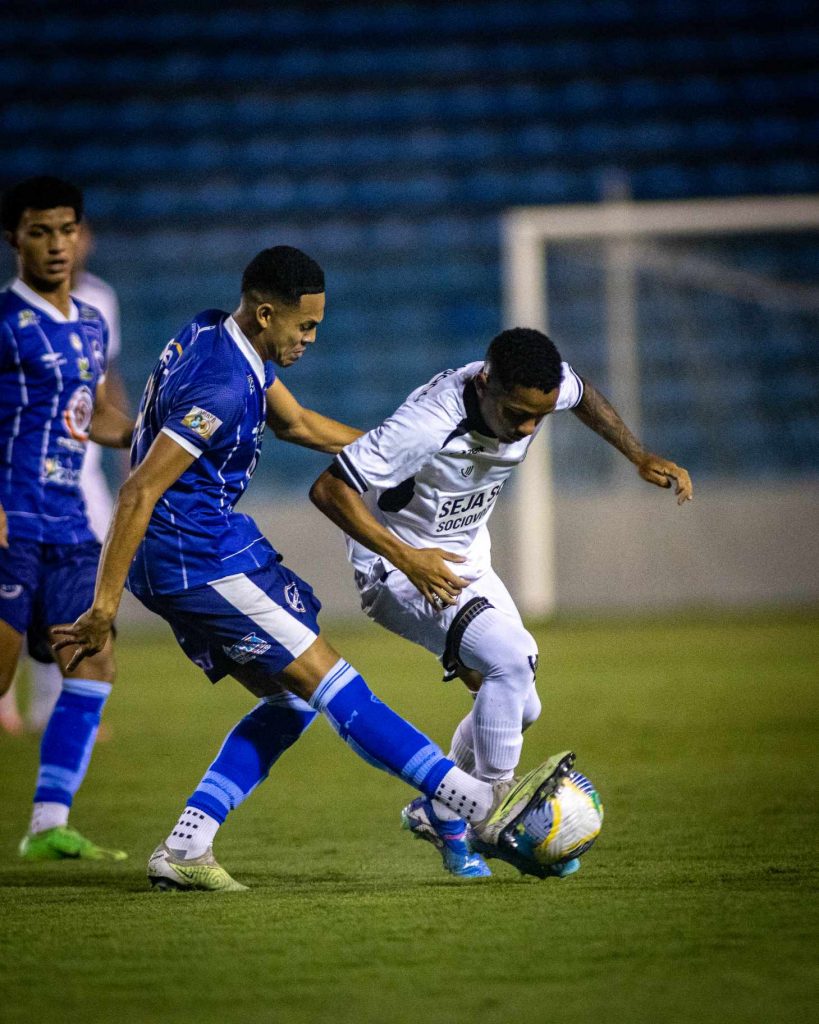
[30,801,69,834]
[433,766,494,823]
[165,806,220,859]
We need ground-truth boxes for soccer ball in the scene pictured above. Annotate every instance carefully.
[510,769,604,867]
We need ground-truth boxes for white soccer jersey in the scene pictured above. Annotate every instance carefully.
[333,360,583,582]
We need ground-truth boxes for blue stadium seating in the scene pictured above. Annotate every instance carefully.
[1,0,816,488]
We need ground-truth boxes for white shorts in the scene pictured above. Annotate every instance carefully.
[356,565,524,674]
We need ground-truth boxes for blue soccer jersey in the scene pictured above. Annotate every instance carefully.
[0,280,108,544]
[127,310,279,596]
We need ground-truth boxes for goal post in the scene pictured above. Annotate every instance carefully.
[501,193,819,618]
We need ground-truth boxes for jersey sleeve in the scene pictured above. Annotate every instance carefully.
[334,394,458,494]
[555,362,584,411]
[159,359,241,458]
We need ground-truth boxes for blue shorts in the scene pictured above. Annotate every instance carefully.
[137,559,322,684]
[0,540,102,662]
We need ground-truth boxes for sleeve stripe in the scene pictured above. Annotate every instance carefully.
[335,451,368,493]
[568,367,584,408]
[161,426,204,458]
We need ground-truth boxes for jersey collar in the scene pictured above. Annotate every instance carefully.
[10,278,79,323]
[224,315,265,391]
[463,376,497,438]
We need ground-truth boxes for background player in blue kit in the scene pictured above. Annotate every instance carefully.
[56,245,574,891]
[0,176,134,860]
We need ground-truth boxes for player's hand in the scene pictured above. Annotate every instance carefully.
[0,504,8,548]
[637,454,693,505]
[395,547,469,611]
[51,608,114,671]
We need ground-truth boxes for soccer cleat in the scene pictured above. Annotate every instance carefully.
[18,826,128,862]
[401,796,491,878]
[472,750,576,849]
[469,829,581,880]
[147,842,248,893]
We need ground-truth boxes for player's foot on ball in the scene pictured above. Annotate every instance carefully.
[469,829,581,880]
[401,797,491,878]
[18,826,128,862]
[147,842,248,893]
[472,750,575,848]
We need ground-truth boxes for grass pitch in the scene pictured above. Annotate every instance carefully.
[0,611,816,1024]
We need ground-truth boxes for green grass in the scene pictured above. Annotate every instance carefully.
[1,610,817,1024]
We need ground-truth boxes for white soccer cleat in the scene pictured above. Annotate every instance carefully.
[147,842,248,893]
[471,750,576,847]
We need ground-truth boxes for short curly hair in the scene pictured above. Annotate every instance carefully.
[485,328,564,394]
[1,176,83,233]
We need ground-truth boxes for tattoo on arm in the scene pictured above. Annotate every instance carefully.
[573,379,647,464]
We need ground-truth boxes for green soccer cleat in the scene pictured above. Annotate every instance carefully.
[19,826,128,862]
[147,842,248,893]
[472,750,576,848]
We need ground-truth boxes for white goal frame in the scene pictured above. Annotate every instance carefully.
[501,193,819,617]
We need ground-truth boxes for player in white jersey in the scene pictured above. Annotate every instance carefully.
[311,327,692,877]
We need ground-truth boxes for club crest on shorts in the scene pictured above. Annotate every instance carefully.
[222,632,272,664]
[182,406,223,440]
[0,584,23,599]
[284,582,305,613]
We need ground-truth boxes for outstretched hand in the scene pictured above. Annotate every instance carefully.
[637,454,693,505]
[395,546,469,611]
[52,608,114,672]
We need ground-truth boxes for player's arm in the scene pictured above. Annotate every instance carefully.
[0,503,7,549]
[310,468,467,608]
[89,378,135,449]
[265,377,362,453]
[52,434,196,669]
[573,376,693,504]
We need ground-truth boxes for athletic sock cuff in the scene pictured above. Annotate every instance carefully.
[61,678,113,700]
[308,659,359,711]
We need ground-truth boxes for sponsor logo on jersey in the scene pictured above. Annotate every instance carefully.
[40,351,67,369]
[18,309,38,328]
[247,374,255,394]
[284,582,305,613]
[222,632,272,664]
[69,332,84,352]
[0,584,23,599]
[58,436,86,453]
[76,356,93,381]
[43,456,81,487]
[460,465,474,478]
[63,385,94,441]
[182,406,223,440]
[435,484,504,534]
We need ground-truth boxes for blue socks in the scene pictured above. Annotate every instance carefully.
[308,660,454,796]
[189,691,317,823]
[34,678,112,807]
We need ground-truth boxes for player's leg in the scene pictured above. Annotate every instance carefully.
[25,657,63,732]
[0,542,35,732]
[147,561,567,889]
[19,543,125,862]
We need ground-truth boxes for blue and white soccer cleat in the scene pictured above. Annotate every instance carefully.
[401,797,492,878]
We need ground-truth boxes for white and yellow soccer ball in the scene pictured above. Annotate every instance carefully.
[514,769,605,867]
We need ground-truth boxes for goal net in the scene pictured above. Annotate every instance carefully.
[501,195,819,615]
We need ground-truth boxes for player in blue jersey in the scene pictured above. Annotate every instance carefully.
[0,176,134,861]
[55,245,575,891]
